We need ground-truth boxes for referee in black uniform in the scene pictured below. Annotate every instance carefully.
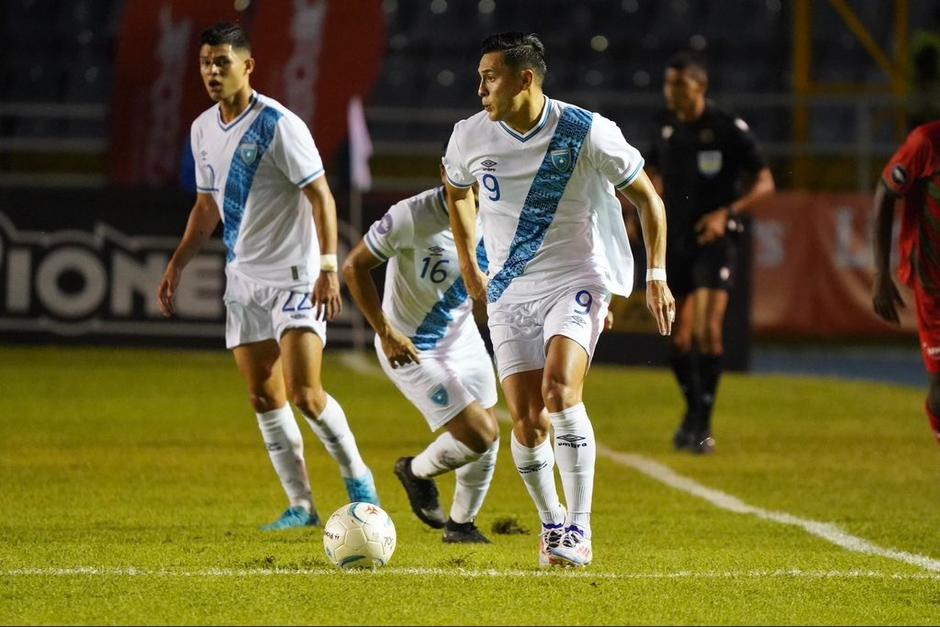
[646,51,775,454]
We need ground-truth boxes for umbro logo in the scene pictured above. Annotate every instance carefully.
[556,433,587,448]
[481,159,497,171]
[517,462,548,474]
[428,245,445,256]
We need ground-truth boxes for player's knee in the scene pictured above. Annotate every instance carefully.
[699,325,724,354]
[671,334,693,354]
[541,378,578,412]
[475,412,500,448]
[512,409,550,444]
[291,386,327,418]
[248,392,280,413]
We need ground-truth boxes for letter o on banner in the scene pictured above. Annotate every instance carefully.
[36,248,107,318]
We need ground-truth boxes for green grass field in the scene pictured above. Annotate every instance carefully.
[2,345,939,625]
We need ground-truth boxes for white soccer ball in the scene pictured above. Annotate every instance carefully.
[323,502,397,569]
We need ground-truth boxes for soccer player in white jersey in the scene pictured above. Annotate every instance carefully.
[342,167,500,543]
[444,32,676,567]
[157,22,378,531]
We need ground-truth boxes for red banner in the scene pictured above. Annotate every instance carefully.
[109,0,384,187]
[109,1,237,186]
[250,0,385,166]
[752,192,917,337]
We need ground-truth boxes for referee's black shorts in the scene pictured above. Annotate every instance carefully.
[666,237,737,299]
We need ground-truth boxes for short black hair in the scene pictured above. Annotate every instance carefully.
[480,32,547,79]
[666,51,708,82]
[200,22,251,53]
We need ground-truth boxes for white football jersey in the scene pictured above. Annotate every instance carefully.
[364,187,486,350]
[444,97,643,303]
[191,91,325,291]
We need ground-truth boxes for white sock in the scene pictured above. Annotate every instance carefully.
[411,431,477,478]
[510,432,565,527]
[256,404,312,511]
[302,394,369,479]
[549,403,595,537]
[451,438,499,524]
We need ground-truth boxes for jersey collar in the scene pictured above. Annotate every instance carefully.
[216,91,258,132]
[498,96,552,143]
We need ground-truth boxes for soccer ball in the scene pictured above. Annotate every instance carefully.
[323,502,397,569]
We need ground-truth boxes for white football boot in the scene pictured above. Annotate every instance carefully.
[548,525,592,567]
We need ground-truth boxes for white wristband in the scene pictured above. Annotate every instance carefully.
[646,268,667,282]
[320,254,338,272]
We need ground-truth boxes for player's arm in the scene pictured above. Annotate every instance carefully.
[158,192,220,318]
[303,175,341,321]
[619,170,676,336]
[871,181,904,324]
[341,241,420,367]
[445,181,487,301]
[696,167,775,244]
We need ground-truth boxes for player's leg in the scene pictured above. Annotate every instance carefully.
[440,343,500,542]
[491,298,567,565]
[687,240,735,454]
[280,327,377,505]
[667,253,700,450]
[670,294,700,449]
[927,373,940,446]
[540,285,610,567]
[503,369,567,565]
[232,340,318,530]
[915,285,940,445]
[695,287,730,453]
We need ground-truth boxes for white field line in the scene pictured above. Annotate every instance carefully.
[339,352,940,574]
[3,566,940,580]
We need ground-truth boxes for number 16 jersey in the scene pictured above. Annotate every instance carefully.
[364,187,487,351]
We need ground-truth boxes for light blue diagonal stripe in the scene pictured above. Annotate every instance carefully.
[222,107,283,262]
[486,106,593,303]
[411,240,488,350]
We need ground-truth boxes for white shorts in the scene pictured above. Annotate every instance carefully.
[375,324,498,432]
[223,269,327,349]
[487,284,611,381]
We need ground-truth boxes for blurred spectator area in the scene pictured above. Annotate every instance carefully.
[1,0,938,192]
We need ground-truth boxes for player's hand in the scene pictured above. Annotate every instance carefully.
[464,267,489,302]
[646,280,676,336]
[695,207,730,244]
[380,327,421,368]
[603,310,614,332]
[158,263,182,318]
[313,271,342,321]
[872,272,904,325]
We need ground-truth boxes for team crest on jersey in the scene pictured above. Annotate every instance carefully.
[550,148,573,172]
[430,385,449,407]
[697,150,723,177]
[239,143,259,165]
[892,165,907,186]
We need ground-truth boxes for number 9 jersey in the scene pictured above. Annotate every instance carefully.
[443,97,645,305]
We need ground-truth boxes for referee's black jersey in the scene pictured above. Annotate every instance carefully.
[646,102,767,252]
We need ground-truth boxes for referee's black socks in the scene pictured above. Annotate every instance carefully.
[669,348,700,430]
[698,353,723,435]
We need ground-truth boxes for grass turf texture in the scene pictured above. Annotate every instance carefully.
[1,346,938,624]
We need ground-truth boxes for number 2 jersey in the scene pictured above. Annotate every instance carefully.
[190,91,325,291]
[443,96,645,304]
[364,187,487,351]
